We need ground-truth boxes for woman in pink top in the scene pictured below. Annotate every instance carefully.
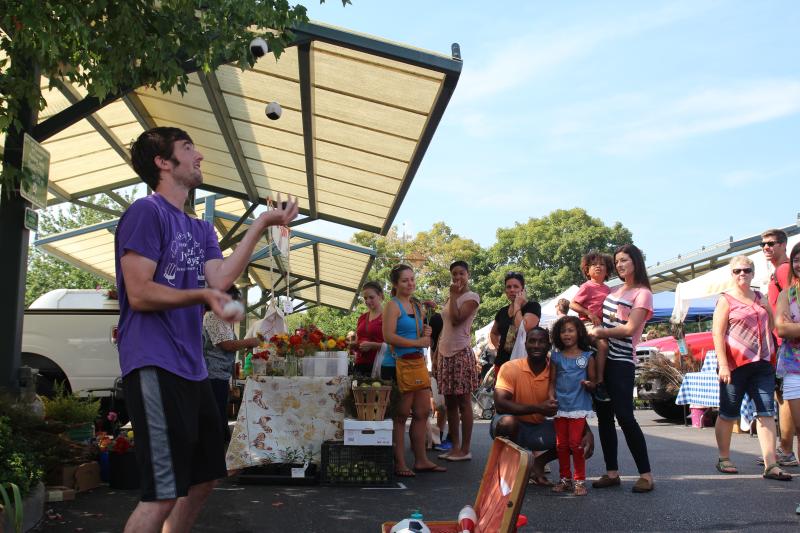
[434,261,480,461]
[713,255,789,480]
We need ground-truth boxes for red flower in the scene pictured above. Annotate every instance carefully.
[270,335,279,343]
[309,331,324,343]
[112,435,132,454]
[289,335,303,346]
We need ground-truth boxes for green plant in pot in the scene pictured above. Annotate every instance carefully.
[43,382,101,441]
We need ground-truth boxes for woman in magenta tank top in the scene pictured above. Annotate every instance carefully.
[713,255,790,480]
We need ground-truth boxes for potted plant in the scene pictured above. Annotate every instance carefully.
[104,432,139,490]
[42,383,101,442]
[0,415,45,533]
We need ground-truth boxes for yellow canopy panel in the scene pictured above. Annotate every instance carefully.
[13,21,461,235]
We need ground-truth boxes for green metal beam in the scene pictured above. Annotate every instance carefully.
[198,70,260,202]
[297,42,318,219]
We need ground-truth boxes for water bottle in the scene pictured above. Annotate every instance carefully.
[458,505,477,532]
[389,511,430,533]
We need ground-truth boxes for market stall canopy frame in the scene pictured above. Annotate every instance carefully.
[1,21,462,235]
[34,194,376,312]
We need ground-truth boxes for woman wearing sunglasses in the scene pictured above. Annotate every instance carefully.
[712,255,790,481]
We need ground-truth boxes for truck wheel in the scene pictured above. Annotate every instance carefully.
[651,399,686,421]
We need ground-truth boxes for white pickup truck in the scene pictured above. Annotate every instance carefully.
[23,289,121,398]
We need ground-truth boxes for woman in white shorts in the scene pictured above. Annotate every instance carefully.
[776,242,800,410]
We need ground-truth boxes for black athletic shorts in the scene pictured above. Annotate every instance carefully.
[123,366,227,501]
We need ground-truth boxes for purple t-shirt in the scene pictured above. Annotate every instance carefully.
[115,194,223,380]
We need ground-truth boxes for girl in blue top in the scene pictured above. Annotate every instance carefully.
[548,316,596,496]
[382,264,446,477]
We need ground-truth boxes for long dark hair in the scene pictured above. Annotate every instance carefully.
[789,242,800,287]
[551,316,592,352]
[614,244,651,290]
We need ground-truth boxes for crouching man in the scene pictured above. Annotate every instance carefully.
[490,327,593,485]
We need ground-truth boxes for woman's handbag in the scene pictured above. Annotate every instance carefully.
[395,355,431,393]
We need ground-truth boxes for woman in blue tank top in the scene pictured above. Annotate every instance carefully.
[382,264,447,477]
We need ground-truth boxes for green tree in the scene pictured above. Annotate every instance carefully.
[25,192,135,306]
[472,208,633,328]
[0,1,348,138]
[352,222,485,302]
[286,303,363,336]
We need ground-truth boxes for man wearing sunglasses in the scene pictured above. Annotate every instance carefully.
[761,228,797,467]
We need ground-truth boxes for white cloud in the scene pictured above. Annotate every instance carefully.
[452,0,718,107]
[546,79,800,155]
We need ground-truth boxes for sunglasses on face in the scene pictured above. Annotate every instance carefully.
[761,241,780,248]
[732,268,753,275]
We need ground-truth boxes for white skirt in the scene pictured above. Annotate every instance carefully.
[783,373,800,401]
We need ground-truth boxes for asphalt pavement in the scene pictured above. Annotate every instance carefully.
[34,410,800,532]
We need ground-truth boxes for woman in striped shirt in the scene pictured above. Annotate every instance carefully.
[592,244,655,493]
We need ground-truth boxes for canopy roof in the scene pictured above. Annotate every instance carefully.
[609,220,800,292]
[2,21,462,235]
[34,194,376,312]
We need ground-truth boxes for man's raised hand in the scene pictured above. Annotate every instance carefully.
[260,193,299,227]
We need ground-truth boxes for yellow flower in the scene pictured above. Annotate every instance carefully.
[127,430,134,439]
[337,336,345,342]
[319,341,325,349]
[326,339,337,349]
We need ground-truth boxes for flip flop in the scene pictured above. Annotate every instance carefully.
[394,468,416,478]
[445,453,472,462]
[414,465,447,473]
[528,475,553,487]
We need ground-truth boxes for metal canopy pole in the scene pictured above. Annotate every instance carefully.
[0,59,40,393]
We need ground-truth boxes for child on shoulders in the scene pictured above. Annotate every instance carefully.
[548,316,596,496]
[570,251,613,402]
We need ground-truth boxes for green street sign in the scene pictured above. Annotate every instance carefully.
[20,133,50,209]
[24,207,39,233]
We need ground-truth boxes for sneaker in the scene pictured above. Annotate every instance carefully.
[594,383,611,403]
[573,480,587,496]
[780,451,800,467]
[758,449,800,467]
[552,478,573,493]
[433,440,452,452]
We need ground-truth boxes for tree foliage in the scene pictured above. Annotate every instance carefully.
[0,0,349,187]
[25,192,135,306]
[471,208,632,328]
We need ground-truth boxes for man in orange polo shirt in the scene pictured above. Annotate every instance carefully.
[491,327,593,485]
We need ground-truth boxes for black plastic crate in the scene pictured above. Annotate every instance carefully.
[321,440,394,486]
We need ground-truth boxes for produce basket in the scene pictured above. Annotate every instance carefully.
[352,383,392,421]
[321,441,393,486]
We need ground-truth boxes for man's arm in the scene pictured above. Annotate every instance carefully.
[121,251,230,317]
[494,388,557,417]
[217,337,260,352]
[204,196,298,290]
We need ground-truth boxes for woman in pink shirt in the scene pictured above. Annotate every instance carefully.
[713,255,789,480]
[434,261,480,461]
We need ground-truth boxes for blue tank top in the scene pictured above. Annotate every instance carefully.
[383,297,422,367]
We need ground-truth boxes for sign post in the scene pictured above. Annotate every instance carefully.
[20,133,50,210]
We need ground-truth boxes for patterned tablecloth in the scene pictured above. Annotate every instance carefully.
[675,373,756,424]
[226,376,349,470]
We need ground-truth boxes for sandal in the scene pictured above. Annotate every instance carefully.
[763,463,793,481]
[551,478,573,493]
[716,458,738,474]
[394,468,416,478]
[573,480,587,496]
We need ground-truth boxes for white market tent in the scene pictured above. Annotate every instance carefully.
[538,285,580,329]
[671,234,800,323]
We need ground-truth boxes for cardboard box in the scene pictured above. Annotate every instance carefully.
[45,486,76,502]
[74,461,101,492]
[343,418,392,446]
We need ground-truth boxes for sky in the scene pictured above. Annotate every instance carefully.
[299,0,800,266]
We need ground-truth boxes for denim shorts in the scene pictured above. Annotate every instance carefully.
[719,360,776,420]
[489,414,555,451]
